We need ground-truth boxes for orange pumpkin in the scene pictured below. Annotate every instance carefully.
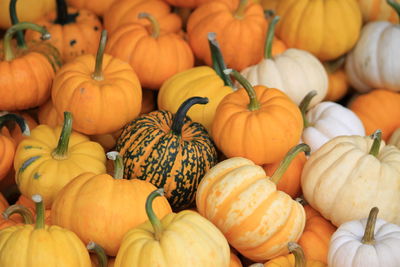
[358,0,400,23]
[15,195,53,225]
[165,0,239,8]
[37,99,63,127]
[323,58,349,102]
[68,0,116,16]
[187,0,267,71]
[0,193,8,211]
[230,251,243,267]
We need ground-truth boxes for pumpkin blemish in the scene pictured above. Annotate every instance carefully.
[70,39,77,46]
[33,172,41,179]
[19,156,41,173]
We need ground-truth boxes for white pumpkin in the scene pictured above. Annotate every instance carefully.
[328,207,400,267]
[388,127,400,148]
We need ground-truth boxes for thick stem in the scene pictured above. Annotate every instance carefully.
[234,0,248,19]
[361,207,379,245]
[92,30,107,81]
[264,16,280,59]
[298,90,317,128]
[138,13,160,38]
[387,0,400,20]
[288,242,306,267]
[224,69,260,111]
[0,113,30,136]
[270,144,310,184]
[32,194,45,229]
[208,32,234,88]
[369,130,382,157]
[171,97,209,135]
[106,151,124,179]
[87,242,108,267]
[146,189,165,241]
[52,112,73,159]
[3,22,51,61]
[9,0,26,48]
[2,204,34,224]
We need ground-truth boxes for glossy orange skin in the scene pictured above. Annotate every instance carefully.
[37,100,63,127]
[0,131,15,181]
[349,89,400,141]
[106,22,194,90]
[212,86,303,165]
[324,68,349,102]
[103,0,182,34]
[187,0,267,71]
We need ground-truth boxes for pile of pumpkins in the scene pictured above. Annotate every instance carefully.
[1,0,400,266]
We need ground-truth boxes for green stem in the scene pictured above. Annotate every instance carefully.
[92,30,107,81]
[270,144,310,184]
[106,151,124,179]
[138,13,160,38]
[2,204,34,224]
[361,207,379,245]
[87,242,108,267]
[3,22,51,61]
[369,130,382,157]
[171,97,209,135]
[0,113,30,136]
[9,0,26,48]
[146,189,165,241]
[288,242,306,267]
[387,0,400,20]
[224,69,260,111]
[52,112,73,159]
[264,16,280,59]
[298,90,317,128]
[234,0,248,19]
[32,194,45,229]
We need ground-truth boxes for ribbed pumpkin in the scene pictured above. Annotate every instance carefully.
[67,0,116,16]
[196,144,309,262]
[323,58,349,102]
[37,99,63,127]
[230,251,243,267]
[358,0,400,23]
[116,97,218,210]
[164,0,238,8]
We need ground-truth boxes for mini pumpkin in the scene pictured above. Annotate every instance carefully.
[68,0,116,16]
[358,0,400,23]
[323,57,349,102]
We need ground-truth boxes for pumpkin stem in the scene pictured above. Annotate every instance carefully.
[146,188,165,241]
[0,113,30,136]
[288,242,306,267]
[2,204,34,224]
[55,0,78,25]
[106,151,124,179]
[171,97,209,135]
[3,22,51,61]
[234,0,248,19]
[369,129,382,157]
[138,13,160,38]
[87,241,108,267]
[387,0,400,20]
[224,69,260,111]
[9,0,26,48]
[299,90,317,128]
[208,32,234,88]
[32,194,45,229]
[361,207,379,245]
[52,112,73,159]
[270,144,310,184]
[264,15,280,59]
[92,30,107,81]
[323,56,345,74]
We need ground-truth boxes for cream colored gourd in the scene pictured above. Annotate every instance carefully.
[328,207,400,266]
[301,130,400,226]
[240,16,328,107]
[388,127,400,147]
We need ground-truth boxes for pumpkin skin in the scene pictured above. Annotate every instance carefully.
[116,97,218,210]
[37,99,63,127]
[165,0,239,8]
[187,0,267,71]
[230,251,243,267]
[68,0,116,16]
[275,0,362,61]
[358,0,399,23]
[388,127,400,147]
[324,66,349,102]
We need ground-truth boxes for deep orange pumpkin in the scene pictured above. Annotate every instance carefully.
[165,0,239,8]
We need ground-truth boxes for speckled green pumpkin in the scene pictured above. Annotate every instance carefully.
[116,97,218,210]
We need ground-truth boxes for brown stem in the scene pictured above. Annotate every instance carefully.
[361,207,379,245]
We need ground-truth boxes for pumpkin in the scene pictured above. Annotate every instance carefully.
[346,0,400,93]
[114,188,231,266]
[0,193,8,211]
[240,16,328,107]
[328,207,400,266]
[14,112,107,209]
[0,203,34,229]
[230,251,243,267]
[88,242,115,267]
[103,0,182,34]
[106,12,194,90]
[300,91,366,153]
[15,194,53,225]
[140,89,157,115]
[323,58,349,102]
[6,111,38,145]
[68,0,116,16]
[0,195,92,266]
[212,69,303,165]
[165,0,239,8]
[388,127,400,147]
[25,0,102,63]
[358,0,400,23]
[187,0,267,71]
[349,89,400,141]
[51,30,142,135]
[275,0,362,61]
[37,99,63,127]
[116,97,218,210]
[301,130,400,226]
[51,151,172,256]
[196,144,309,261]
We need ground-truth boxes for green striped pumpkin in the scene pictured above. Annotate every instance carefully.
[116,97,218,210]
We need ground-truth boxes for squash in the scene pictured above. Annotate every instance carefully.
[88,242,115,267]
[388,127,400,147]
[358,0,400,23]
[196,144,309,261]
[37,99,63,127]
[15,194,52,225]
[68,0,116,16]
[114,189,231,267]
[212,69,303,165]
[51,30,142,135]
[230,251,243,267]
[165,0,239,8]
[301,130,400,226]
[328,207,400,266]
[14,112,106,208]
[323,57,349,102]
[116,97,218,210]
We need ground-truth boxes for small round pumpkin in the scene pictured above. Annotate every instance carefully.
[323,58,349,102]
[68,0,117,16]
[37,99,63,127]
[230,251,243,267]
